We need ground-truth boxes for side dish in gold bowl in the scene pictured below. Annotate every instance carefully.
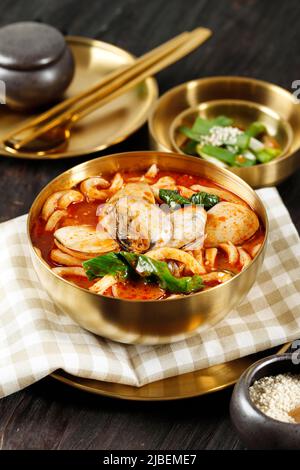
[28,151,268,344]
[170,101,292,169]
[149,76,300,188]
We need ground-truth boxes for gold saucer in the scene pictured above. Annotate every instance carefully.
[51,343,290,401]
[0,36,158,159]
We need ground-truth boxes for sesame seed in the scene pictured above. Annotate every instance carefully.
[249,373,300,423]
[199,126,242,147]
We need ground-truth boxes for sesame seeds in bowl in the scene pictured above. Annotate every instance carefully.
[198,125,243,148]
[249,372,300,424]
[230,353,300,449]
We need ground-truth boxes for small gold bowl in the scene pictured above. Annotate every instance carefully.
[28,151,268,345]
[148,76,300,188]
[170,100,293,162]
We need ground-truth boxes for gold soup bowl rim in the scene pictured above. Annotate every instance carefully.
[27,150,269,306]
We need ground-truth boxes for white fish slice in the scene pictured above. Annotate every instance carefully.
[54,225,118,255]
[205,202,259,247]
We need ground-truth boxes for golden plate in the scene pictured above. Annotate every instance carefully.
[51,343,291,401]
[0,36,158,159]
[148,76,300,188]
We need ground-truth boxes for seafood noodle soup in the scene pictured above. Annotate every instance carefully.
[31,164,265,301]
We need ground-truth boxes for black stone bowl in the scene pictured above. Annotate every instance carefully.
[0,22,74,110]
[230,353,300,449]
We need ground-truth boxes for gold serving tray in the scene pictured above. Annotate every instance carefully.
[148,76,300,188]
[0,36,158,159]
[51,343,290,400]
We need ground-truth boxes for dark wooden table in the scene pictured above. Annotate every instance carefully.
[0,0,299,450]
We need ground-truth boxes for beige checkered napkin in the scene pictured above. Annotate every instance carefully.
[0,187,299,397]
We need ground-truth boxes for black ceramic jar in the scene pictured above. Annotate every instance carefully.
[0,22,74,110]
[230,353,300,450]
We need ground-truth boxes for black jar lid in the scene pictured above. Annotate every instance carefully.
[0,22,66,70]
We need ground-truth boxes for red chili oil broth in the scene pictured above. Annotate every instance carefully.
[31,170,265,299]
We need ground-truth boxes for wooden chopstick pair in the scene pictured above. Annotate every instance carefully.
[2,27,212,151]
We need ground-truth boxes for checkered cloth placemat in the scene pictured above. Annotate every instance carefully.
[0,187,299,397]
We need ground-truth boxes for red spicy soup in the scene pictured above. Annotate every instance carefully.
[31,167,264,300]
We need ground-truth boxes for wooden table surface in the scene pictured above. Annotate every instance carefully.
[0,0,299,450]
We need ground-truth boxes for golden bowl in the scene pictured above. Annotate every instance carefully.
[28,151,268,345]
[170,100,293,160]
[148,76,300,188]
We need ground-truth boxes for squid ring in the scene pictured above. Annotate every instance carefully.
[50,249,82,266]
[42,190,83,220]
[52,266,87,277]
[80,176,110,201]
[146,247,203,275]
[218,242,239,265]
[89,274,117,294]
[201,271,233,284]
[237,247,252,270]
[45,210,67,232]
